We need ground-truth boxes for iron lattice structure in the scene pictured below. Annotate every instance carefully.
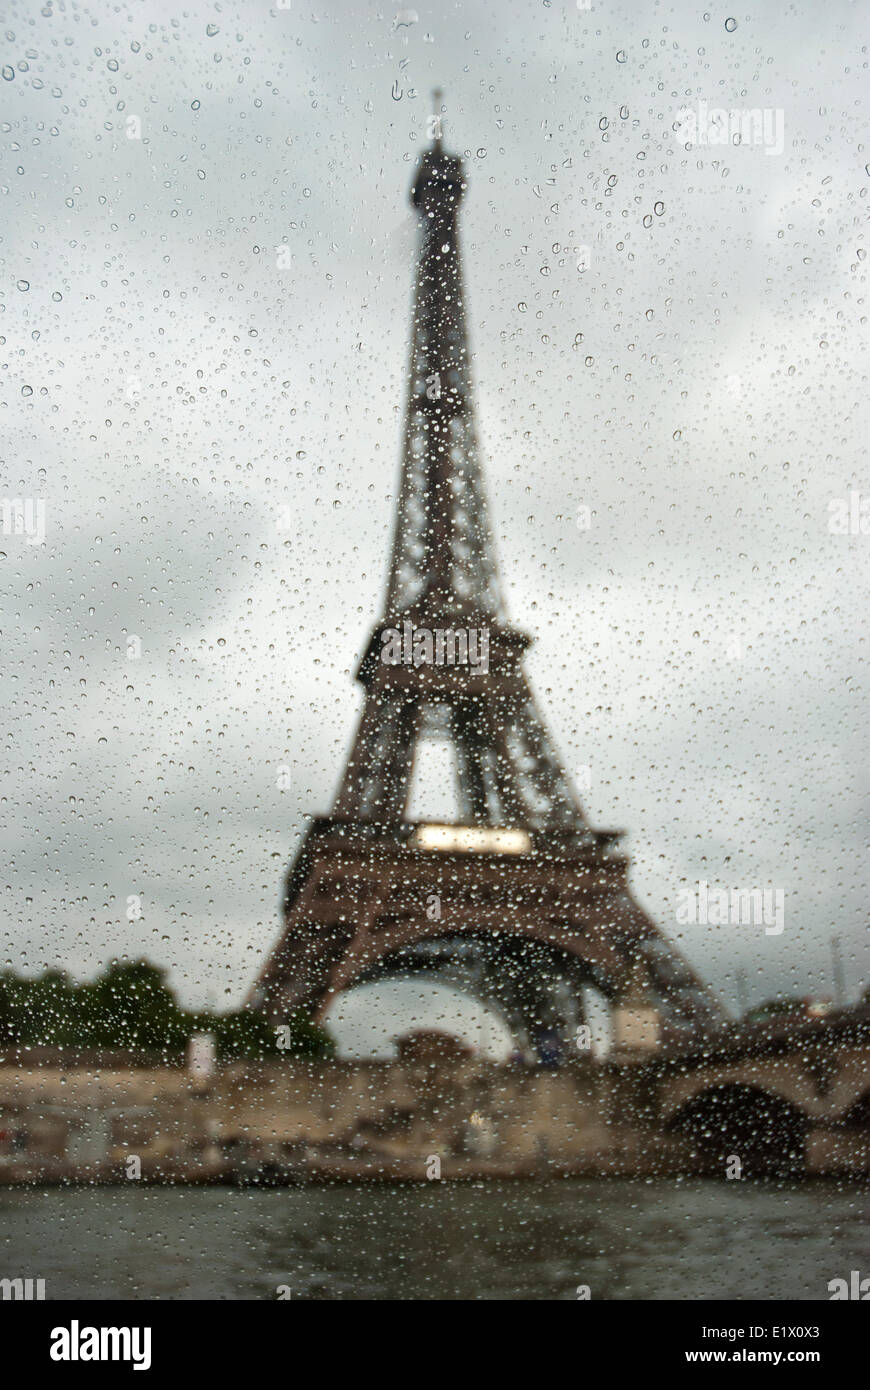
[250,130,726,1045]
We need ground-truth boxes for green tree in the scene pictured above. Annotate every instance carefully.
[208,1007,334,1060]
[0,961,334,1060]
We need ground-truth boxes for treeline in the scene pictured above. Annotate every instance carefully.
[0,959,334,1060]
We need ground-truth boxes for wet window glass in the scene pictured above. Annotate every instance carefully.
[1,0,868,1332]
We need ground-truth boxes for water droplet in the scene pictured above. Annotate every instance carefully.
[16,279,29,291]
[654,201,665,216]
[21,384,32,396]
[616,50,627,63]
[724,16,737,31]
[191,99,201,111]
[206,23,219,36]
[2,66,14,82]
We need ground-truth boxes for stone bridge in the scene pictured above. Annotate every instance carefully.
[657,1048,868,1126]
[630,1004,870,1176]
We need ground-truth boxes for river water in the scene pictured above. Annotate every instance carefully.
[2,1179,867,1300]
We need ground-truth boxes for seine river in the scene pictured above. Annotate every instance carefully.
[2,1179,867,1300]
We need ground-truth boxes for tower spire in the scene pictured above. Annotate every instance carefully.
[431,87,444,148]
[386,110,503,620]
[333,147,590,832]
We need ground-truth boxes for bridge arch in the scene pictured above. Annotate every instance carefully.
[666,1082,809,1176]
[841,1088,870,1129]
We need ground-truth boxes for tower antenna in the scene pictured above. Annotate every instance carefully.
[431,87,444,146]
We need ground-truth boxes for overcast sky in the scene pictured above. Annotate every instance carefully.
[1,0,868,1051]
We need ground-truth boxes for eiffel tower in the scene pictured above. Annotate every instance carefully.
[250,114,725,1047]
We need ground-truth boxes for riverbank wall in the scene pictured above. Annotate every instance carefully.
[0,1051,866,1183]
